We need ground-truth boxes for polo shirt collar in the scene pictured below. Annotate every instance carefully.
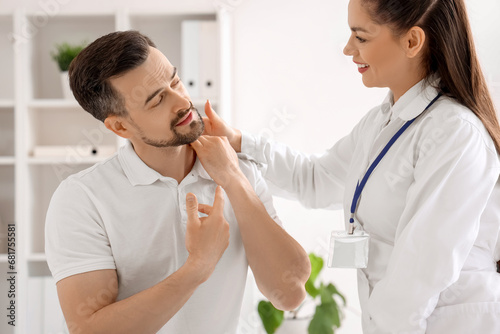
[190,156,212,181]
[118,141,213,186]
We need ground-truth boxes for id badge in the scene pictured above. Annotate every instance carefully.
[327,230,370,268]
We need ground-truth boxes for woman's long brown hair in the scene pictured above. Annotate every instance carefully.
[362,0,500,154]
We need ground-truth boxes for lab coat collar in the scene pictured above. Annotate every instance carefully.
[118,140,212,186]
[384,77,441,122]
[379,94,393,115]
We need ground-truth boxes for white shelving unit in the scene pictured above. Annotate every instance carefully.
[0,12,17,334]
[0,5,233,333]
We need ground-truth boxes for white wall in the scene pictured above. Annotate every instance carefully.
[230,0,500,333]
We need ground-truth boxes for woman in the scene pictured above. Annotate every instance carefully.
[194,0,500,332]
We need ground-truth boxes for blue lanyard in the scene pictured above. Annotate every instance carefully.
[348,93,442,234]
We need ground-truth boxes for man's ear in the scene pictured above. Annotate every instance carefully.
[104,115,132,139]
[403,26,426,59]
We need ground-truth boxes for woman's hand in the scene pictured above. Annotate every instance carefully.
[190,135,245,189]
[202,100,242,153]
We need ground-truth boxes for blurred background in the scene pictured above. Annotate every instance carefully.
[0,0,498,333]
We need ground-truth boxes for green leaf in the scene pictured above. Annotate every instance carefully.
[305,279,320,298]
[326,298,341,328]
[51,42,87,71]
[319,283,335,305]
[307,283,344,333]
[325,283,347,306]
[305,253,324,298]
[308,303,335,334]
[258,300,284,334]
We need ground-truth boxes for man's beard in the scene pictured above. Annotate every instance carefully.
[136,102,205,148]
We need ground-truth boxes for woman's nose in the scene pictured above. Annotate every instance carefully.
[343,36,355,56]
[343,43,352,56]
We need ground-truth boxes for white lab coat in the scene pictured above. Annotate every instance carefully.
[240,80,500,333]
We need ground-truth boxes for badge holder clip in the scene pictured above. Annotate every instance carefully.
[327,228,370,269]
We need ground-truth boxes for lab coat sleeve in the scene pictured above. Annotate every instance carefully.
[239,116,367,209]
[367,114,500,333]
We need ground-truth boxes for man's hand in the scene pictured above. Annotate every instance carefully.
[185,186,230,282]
[202,100,242,153]
[55,187,230,334]
[190,136,244,189]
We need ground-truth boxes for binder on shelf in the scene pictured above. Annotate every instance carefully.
[181,20,219,101]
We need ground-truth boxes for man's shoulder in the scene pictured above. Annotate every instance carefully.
[58,153,123,192]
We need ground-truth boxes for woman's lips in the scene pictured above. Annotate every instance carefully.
[175,111,193,127]
[358,66,370,74]
[354,61,370,74]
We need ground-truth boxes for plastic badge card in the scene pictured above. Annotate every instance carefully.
[327,230,370,268]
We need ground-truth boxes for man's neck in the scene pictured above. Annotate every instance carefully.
[130,140,197,184]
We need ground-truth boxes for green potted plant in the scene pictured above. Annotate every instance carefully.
[51,42,86,99]
[258,253,346,334]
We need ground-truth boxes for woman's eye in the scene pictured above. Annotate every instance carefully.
[172,79,181,87]
[356,36,367,43]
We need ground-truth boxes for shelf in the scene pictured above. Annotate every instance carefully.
[28,253,47,262]
[28,156,111,165]
[28,99,80,109]
[0,157,15,165]
[25,107,117,152]
[126,9,216,17]
[0,99,14,108]
[27,12,116,18]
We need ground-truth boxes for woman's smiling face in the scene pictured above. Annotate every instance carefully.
[343,0,425,100]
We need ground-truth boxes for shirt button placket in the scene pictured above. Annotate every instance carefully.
[178,186,188,231]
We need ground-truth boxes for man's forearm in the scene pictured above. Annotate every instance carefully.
[188,135,310,309]
[224,176,310,310]
[74,257,207,334]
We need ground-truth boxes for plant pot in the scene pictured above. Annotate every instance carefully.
[60,71,73,99]
[275,317,312,334]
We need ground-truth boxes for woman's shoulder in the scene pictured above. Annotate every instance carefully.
[429,96,480,123]
[420,96,498,155]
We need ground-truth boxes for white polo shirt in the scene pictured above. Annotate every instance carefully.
[45,141,281,334]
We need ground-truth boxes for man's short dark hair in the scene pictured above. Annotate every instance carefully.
[69,30,156,122]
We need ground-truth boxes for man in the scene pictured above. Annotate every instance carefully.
[45,31,310,334]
